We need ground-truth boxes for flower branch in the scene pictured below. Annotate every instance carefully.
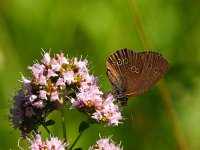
[9,50,123,150]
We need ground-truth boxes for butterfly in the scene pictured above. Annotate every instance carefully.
[106,48,169,105]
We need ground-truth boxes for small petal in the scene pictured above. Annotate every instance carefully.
[47,69,58,78]
[21,75,32,92]
[51,91,59,101]
[60,57,69,65]
[38,75,47,85]
[62,71,74,84]
[89,136,123,150]
[28,64,45,78]
[29,95,37,102]
[51,58,61,71]
[39,90,47,100]
[32,100,45,108]
[41,53,51,65]
[56,78,65,86]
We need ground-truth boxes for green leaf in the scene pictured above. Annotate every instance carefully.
[45,120,55,126]
[79,121,89,132]
[87,117,97,124]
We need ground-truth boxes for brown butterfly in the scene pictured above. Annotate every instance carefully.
[106,48,169,105]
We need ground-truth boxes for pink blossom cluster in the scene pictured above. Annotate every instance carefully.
[9,51,90,134]
[26,52,89,106]
[89,136,123,150]
[70,79,122,126]
[29,133,67,150]
[9,51,122,135]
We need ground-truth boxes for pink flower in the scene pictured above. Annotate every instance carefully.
[108,111,122,126]
[74,58,88,72]
[85,74,97,83]
[28,63,45,78]
[70,76,122,126]
[51,91,59,101]
[39,90,47,100]
[21,75,32,92]
[92,111,102,121]
[60,56,69,65]
[10,50,122,136]
[29,133,43,150]
[51,58,62,71]
[56,78,65,86]
[89,136,123,150]
[29,95,37,102]
[70,98,80,108]
[32,100,45,108]
[47,69,58,78]
[46,137,67,150]
[97,94,122,126]
[62,70,74,84]
[37,75,47,85]
[41,52,51,66]
[29,133,67,150]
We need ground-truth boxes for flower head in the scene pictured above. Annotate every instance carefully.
[9,50,123,136]
[89,136,123,150]
[70,78,122,126]
[9,51,96,135]
[29,133,67,150]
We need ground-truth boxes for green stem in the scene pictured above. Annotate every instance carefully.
[126,0,189,149]
[69,130,84,150]
[42,124,51,135]
[127,0,152,50]
[60,100,67,145]
[158,81,188,150]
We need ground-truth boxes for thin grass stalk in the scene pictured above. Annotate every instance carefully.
[126,0,189,149]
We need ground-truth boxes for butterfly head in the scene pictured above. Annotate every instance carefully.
[114,89,128,106]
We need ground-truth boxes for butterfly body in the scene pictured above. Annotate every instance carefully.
[106,48,169,104]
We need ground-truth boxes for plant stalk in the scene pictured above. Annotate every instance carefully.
[69,130,84,150]
[60,97,67,146]
[42,124,51,135]
[126,0,189,149]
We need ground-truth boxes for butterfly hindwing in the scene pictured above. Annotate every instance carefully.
[125,51,168,97]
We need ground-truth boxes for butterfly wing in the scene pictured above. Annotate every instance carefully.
[124,50,169,97]
[106,48,141,92]
[106,52,124,91]
[106,48,169,98]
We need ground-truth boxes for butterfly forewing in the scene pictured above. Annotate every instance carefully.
[106,49,130,90]
[106,48,169,99]
[106,61,123,91]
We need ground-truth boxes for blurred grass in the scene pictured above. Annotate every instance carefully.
[0,0,200,149]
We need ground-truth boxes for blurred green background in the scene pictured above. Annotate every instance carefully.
[0,0,200,149]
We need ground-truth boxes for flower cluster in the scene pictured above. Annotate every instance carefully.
[89,136,123,150]
[9,52,90,135]
[29,133,67,150]
[71,90,122,126]
[9,51,122,136]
